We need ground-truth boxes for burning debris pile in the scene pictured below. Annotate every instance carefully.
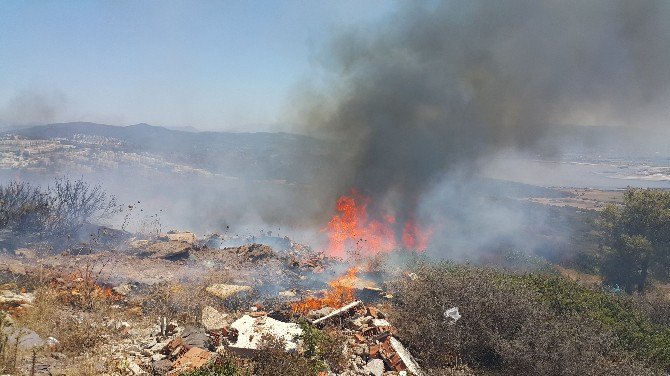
[0,227,434,375]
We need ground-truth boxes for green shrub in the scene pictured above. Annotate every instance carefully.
[512,273,670,371]
[390,261,664,375]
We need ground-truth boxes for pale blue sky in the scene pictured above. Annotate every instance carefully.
[0,1,396,131]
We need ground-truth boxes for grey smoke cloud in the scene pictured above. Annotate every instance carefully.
[298,0,670,219]
[0,89,68,127]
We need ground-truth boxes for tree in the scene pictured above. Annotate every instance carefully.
[598,188,670,293]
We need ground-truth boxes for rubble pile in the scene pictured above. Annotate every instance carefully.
[110,297,425,376]
[310,301,425,376]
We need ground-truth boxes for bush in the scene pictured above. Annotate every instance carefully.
[251,334,325,376]
[0,178,118,246]
[0,181,51,234]
[298,320,347,373]
[390,261,664,375]
[513,273,670,371]
[181,356,248,376]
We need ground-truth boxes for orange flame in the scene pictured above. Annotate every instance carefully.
[323,190,431,257]
[291,268,358,314]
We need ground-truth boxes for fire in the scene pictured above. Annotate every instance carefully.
[323,190,431,257]
[291,268,358,314]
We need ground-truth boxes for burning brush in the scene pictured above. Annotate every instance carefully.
[322,190,432,258]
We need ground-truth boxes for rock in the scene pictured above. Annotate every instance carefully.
[205,284,251,300]
[365,359,385,376]
[229,243,275,262]
[142,241,193,260]
[140,338,157,349]
[127,361,147,375]
[113,283,133,296]
[164,231,197,244]
[181,326,212,349]
[126,345,141,354]
[14,248,36,259]
[0,290,34,308]
[152,359,172,374]
[3,327,44,349]
[201,305,229,331]
[46,336,59,349]
[150,339,172,353]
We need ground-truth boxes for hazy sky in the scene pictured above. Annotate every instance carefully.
[0,1,396,131]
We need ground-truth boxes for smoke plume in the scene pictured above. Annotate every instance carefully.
[299,0,670,219]
[0,90,68,127]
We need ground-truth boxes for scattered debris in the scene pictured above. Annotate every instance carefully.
[227,243,275,262]
[445,306,461,324]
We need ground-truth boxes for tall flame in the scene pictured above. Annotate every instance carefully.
[323,190,431,257]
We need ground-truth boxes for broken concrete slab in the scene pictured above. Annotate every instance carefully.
[227,315,303,356]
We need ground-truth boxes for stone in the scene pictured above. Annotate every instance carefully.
[151,353,166,362]
[113,283,133,296]
[140,338,157,349]
[365,359,385,376]
[127,361,147,375]
[181,326,212,349]
[143,241,192,260]
[201,305,229,331]
[152,359,172,374]
[165,231,197,244]
[3,327,44,349]
[205,284,251,300]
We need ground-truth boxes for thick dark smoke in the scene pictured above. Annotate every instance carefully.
[300,0,670,218]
